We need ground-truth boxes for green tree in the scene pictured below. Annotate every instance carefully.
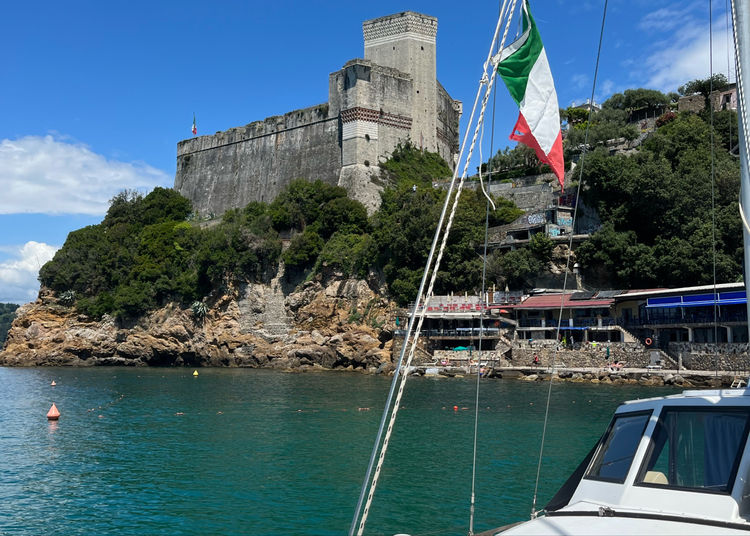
[316,232,376,278]
[380,141,453,188]
[562,106,589,125]
[577,108,741,288]
[603,88,669,110]
[678,74,730,108]
[497,248,542,289]
[0,303,19,345]
[268,179,347,231]
[283,228,325,270]
[317,197,370,238]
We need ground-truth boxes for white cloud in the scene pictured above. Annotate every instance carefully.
[638,4,700,33]
[595,79,616,103]
[0,135,171,216]
[639,5,736,91]
[0,241,58,304]
[570,73,589,90]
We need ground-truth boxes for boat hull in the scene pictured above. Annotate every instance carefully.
[499,511,750,535]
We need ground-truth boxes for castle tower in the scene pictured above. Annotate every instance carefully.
[363,12,438,151]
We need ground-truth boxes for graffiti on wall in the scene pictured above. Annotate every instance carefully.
[527,212,545,225]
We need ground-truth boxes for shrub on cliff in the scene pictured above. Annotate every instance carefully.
[40,188,282,320]
[268,179,348,231]
[282,228,324,270]
[315,232,376,278]
[380,141,452,188]
[372,146,522,304]
[0,303,19,345]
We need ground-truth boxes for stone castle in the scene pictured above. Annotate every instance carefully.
[174,11,462,216]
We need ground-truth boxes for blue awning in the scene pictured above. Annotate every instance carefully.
[646,291,747,308]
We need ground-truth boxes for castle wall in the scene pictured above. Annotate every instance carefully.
[174,11,460,218]
[436,81,461,166]
[175,104,340,216]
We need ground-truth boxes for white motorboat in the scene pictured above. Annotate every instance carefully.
[498,389,750,534]
[495,0,750,531]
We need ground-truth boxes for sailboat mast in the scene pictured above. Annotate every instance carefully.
[733,0,750,340]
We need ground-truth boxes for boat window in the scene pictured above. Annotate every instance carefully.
[636,408,750,493]
[585,411,651,483]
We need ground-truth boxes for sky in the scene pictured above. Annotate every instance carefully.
[0,0,737,304]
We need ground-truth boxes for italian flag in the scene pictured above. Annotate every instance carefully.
[497,0,564,189]
[192,113,197,136]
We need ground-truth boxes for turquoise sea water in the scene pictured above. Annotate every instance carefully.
[0,367,674,535]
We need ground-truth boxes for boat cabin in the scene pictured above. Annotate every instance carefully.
[503,389,750,534]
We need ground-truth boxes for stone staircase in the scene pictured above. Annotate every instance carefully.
[237,263,291,341]
[616,325,639,343]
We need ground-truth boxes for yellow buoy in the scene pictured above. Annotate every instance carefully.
[193,370,199,377]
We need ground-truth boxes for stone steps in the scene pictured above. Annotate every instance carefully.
[238,263,291,340]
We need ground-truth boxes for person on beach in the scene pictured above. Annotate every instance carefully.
[533,353,540,366]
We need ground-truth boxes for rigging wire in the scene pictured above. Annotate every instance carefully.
[469,9,503,533]
[731,0,750,162]
[710,0,720,375]
[529,0,609,519]
[726,0,734,154]
[349,2,518,534]
[729,0,750,343]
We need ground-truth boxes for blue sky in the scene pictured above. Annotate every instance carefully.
[0,0,736,304]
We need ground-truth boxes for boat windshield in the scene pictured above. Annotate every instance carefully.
[636,407,750,493]
[586,411,651,483]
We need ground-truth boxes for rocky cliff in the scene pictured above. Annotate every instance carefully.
[0,278,398,371]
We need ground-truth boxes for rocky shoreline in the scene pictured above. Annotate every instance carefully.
[0,278,397,371]
[2,279,747,390]
[408,365,740,388]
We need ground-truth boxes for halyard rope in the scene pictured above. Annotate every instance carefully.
[731,0,750,233]
[530,0,609,519]
[350,1,519,534]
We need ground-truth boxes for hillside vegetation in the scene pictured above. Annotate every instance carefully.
[39,79,741,319]
[482,80,741,290]
[576,109,740,288]
[39,143,521,319]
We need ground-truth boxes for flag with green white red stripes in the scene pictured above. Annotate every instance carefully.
[497,0,564,189]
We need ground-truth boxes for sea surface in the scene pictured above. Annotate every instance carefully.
[0,367,674,536]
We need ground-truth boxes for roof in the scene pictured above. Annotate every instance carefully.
[516,294,614,310]
[596,290,622,298]
[615,282,745,300]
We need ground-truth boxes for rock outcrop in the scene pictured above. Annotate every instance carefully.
[0,278,399,370]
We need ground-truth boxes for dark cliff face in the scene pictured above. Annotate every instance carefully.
[0,281,397,370]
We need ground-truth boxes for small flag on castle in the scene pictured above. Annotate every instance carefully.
[192,113,197,136]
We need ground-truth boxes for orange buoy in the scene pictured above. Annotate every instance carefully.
[47,403,60,421]
[50,381,56,386]
[453,405,458,411]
